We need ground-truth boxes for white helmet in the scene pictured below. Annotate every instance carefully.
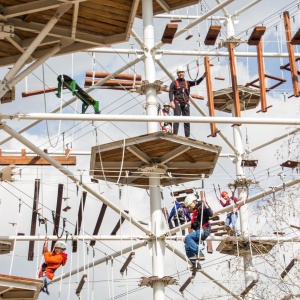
[54,241,67,250]
[184,194,197,207]
[176,66,185,73]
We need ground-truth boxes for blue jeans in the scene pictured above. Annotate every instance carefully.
[226,212,238,231]
[39,276,51,296]
[185,227,211,259]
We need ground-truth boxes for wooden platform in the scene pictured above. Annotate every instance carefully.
[0,274,42,299]
[216,239,275,256]
[213,86,261,113]
[90,132,221,188]
[0,241,13,255]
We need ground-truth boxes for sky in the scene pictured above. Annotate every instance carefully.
[0,0,300,299]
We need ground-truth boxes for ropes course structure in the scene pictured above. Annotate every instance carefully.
[0,1,299,300]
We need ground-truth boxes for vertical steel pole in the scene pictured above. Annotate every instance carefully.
[143,0,158,133]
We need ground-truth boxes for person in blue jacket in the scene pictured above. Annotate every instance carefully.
[168,201,191,235]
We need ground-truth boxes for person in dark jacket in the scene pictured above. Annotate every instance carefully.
[168,201,191,235]
[184,193,213,270]
[169,66,206,137]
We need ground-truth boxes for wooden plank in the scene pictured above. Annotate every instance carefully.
[228,43,241,120]
[248,26,266,45]
[73,191,87,252]
[75,274,87,296]
[171,188,194,197]
[90,203,107,246]
[86,71,142,81]
[204,56,218,137]
[204,25,221,46]
[280,160,299,168]
[111,210,129,235]
[22,86,63,98]
[281,258,297,279]
[120,252,135,275]
[28,179,40,261]
[51,184,64,250]
[283,11,300,97]
[161,23,178,44]
[179,276,194,293]
[240,279,258,297]
[0,155,76,165]
[84,78,142,87]
[256,40,267,112]
[291,28,300,45]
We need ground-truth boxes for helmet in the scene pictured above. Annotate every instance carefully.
[176,66,185,73]
[163,101,170,106]
[54,241,67,250]
[221,191,228,198]
[184,194,197,207]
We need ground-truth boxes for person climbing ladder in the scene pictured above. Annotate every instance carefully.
[38,237,68,296]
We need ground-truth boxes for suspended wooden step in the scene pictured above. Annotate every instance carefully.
[1,86,15,103]
[0,149,76,165]
[171,188,194,197]
[22,86,66,98]
[139,276,177,287]
[204,25,221,46]
[120,252,135,275]
[245,74,286,91]
[280,258,297,279]
[240,279,258,297]
[84,78,142,88]
[170,18,182,23]
[291,28,300,45]
[210,215,220,221]
[273,231,285,236]
[161,23,178,44]
[111,210,129,235]
[280,160,299,169]
[241,159,258,168]
[62,197,71,212]
[185,32,193,40]
[75,274,87,296]
[0,274,42,299]
[215,77,225,81]
[86,71,142,81]
[210,221,225,227]
[90,203,107,246]
[28,179,40,261]
[290,224,300,230]
[214,231,228,236]
[179,276,194,293]
[247,26,266,45]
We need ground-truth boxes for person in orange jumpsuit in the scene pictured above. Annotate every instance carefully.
[39,237,68,295]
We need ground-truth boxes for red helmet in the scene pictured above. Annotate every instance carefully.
[221,191,228,198]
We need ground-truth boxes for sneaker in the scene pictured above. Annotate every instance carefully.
[190,262,202,271]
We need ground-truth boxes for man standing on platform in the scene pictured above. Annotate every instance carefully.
[169,66,206,138]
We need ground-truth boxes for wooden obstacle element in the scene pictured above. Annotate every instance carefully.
[120,251,135,275]
[85,71,142,81]
[179,275,194,293]
[0,149,76,165]
[161,23,178,44]
[111,210,129,235]
[90,203,107,246]
[170,18,182,23]
[280,58,300,75]
[84,78,142,88]
[204,56,219,137]
[280,160,299,168]
[291,28,300,45]
[273,231,285,236]
[0,241,13,255]
[51,184,64,250]
[282,11,300,97]
[22,86,67,98]
[0,274,42,299]
[210,215,220,221]
[72,191,87,252]
[228,43,241,121]
[248,26,266,45]
[62,197,71,212]
[171,188,194,197]
[28,179,40,261]
[240,279,258,297]
[1,86,15,103]
[281,258,297,279]
[75,274,87,296]
[0,164,16,182]
[290,224,300,230]
[204,25,221,46]
[185,33,193,40]
[241,159,258,168]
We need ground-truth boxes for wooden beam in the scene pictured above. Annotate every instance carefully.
[283,11,300,97]
[111,210,129,235]
[240,279,258,297]
[75,274,87,296]
[72,191,87,253]
[90,203,107,246]
[247,26,266,45]
[171,188,194,197]
[28,179,40,261]
[51,184,64,250]
[161,23,178,44]
[179,276,194,293]
[22,86,64,98]
[228,43,241,120]
[0,152,76,165]
[280,258,297,279]
[256,40,267,112]
[204,25,221,46]
[290,224,300,230]
[85,71,142,81]
[120,251,135,275]
[84,78,142,87]
[291,28,300,45]
[204,56,218,137]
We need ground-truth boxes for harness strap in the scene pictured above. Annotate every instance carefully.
[175,80,189,103]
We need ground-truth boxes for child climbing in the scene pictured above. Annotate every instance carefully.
[38,237,68,296]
